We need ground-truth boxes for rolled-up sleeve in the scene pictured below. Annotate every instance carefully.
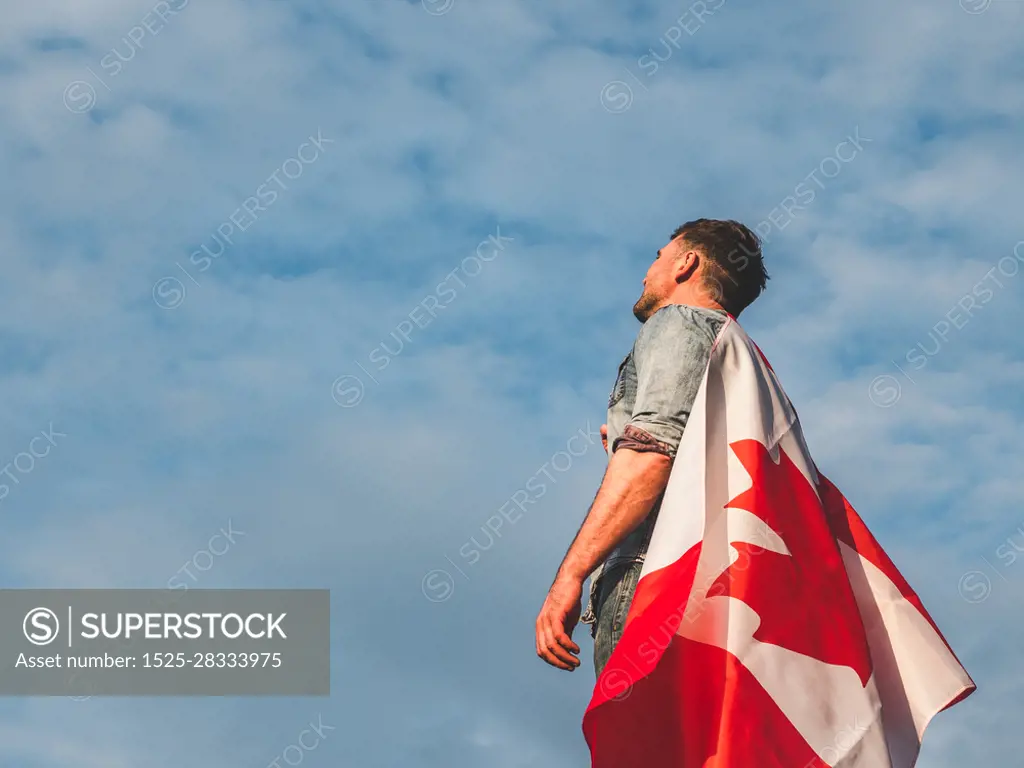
[611,306,718,458]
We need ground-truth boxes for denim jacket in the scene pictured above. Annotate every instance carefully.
[579,304,728,626]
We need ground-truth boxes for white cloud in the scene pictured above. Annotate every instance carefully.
[0,0,1018,763]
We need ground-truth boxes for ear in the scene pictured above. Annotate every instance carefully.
[673,248,700,282]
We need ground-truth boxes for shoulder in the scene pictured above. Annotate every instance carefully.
[635,304,728,348]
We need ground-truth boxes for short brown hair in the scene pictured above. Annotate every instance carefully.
[671,219,768,315]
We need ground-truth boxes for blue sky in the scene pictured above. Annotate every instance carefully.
[0,0,1020,764]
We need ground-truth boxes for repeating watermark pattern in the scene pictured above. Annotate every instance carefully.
[752,128,873,247]
[0,424,66,505]
[693,128,870,309]
[421,0,456,14]
[166,520,246,591]
[959,0,1024,14]
[152,129,333,310]
[868,240,1024,408]
[803,715,873,767]
[266,714,335,768]
[598,529,774,703]
[62,0,190,114]
[958,521,1024,604]
[69,521,249,697]
[23,608,60,646]
[597,589,686,702]
[421,421,603,603]
[330,227,514,408]
[678,534,774,628]
[600,0,727,114]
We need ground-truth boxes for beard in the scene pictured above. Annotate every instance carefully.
[632,290,661,322]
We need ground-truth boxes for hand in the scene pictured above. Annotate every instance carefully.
[535,575,583,671]
[601,424,608,454]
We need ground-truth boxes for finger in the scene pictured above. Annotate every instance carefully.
[536,620,563,668]
[550,645,579,669]
[541,644,575,670]
[556,629,581,655]
[540,646,573,670]
[539,624,576,670]
[544,621,580,668]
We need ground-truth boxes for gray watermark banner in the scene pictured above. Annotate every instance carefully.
[0,589,329,696]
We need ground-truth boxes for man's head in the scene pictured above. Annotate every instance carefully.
[633,218,769,322]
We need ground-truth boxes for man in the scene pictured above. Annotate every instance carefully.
[535,218,769,676]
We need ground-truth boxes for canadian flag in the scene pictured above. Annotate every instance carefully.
[583,317,975,768]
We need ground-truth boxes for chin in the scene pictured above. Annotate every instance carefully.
[632,295,660,322]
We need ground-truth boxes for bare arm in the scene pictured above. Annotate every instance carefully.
[534,448,671,670]
[557,448,671,583]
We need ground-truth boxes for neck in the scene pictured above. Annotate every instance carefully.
[666,288,727,314]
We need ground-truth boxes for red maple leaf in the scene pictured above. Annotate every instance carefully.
[709,439,873,686]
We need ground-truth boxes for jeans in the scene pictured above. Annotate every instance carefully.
[590,560,644,677]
